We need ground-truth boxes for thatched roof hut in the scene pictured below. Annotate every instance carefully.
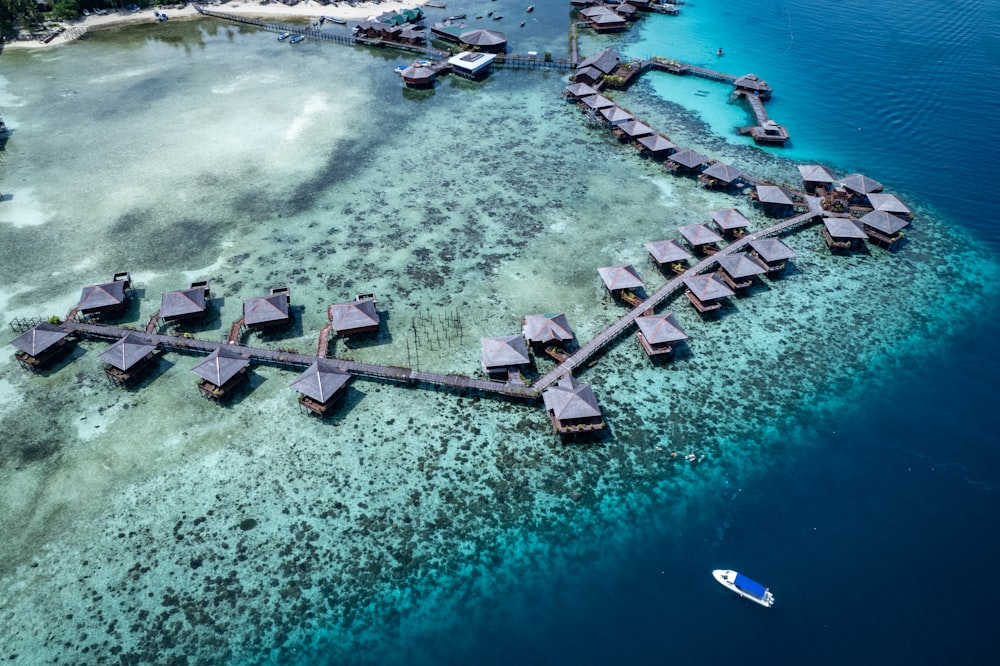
[400,63,437,88]
[716,253,767,289]
[565,82,599,98]
[677,223,723,252]
[700,162,744,188]
[748,237,796,273]
[667,149,708,172]
[708,208,751,234]
[754,185,796,216]
[636,134,677,157]
[522,313,574,347]
[192,347,250,400]
[683,273,734,313]
[733,73,772,98]
[99,333,157,384]
[77,272,131,316]
[797,164,835,192]
[577,48,619,74]
[600,105,634,126]
[866,193,912,219]
[580,94,616,111]
[822,217,867,251]
[459,28,507,52]
[860,210,909,246]
[614,119,655,140]
[541,374,605,436]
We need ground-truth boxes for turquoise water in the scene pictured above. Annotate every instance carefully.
[1,2,998,664]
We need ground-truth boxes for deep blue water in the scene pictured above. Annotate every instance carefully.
[417,1,1000,663]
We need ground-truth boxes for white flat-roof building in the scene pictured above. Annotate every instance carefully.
[447,51,497,80]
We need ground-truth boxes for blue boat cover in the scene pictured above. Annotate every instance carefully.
[733,573,767,598]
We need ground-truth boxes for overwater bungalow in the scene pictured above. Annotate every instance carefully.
[613,118,654,142]
[243,286,291,330]
[615,3,639,20]
[733,73,772,100]
[447,51,496,81]
[677,223,723,255]
[839,173,883,198]
[576,47,619,76]
[628,0,653,9]
[99,333,157,386]
[573,66,604,86]
[753,184,796,217]
[160,280,210,323]
[398,27,427,45]
[748,237,796,275]
[76,272,132,318]
[541,374,606,437]
[708,207,752,239]
[564,82,599,99]
[458,28,507,53]
[798,164,836,193]
[10,322,71,370]
[400,62,437,88]
[480,335,531,379]
[683,274,735,314]
[290,359,351,416]
[522,313,574,352]
[635,312,687,359]
[192,347,250,401]
[699,162,745,190]
[644,239,692,273]
[865,193,912,219]
[579,94,615,111]
[716,252,767,291]
[598,264,645,306]
[585,8,628,32]
[860,210,910,247]
[601,105,635,126]
[636,133,677,158]
[328,295,380,336]
[354,19,392,38]
[667,149,708,174]
[822,217,868,252]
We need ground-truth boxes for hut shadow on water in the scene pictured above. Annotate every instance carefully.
[341,309,394,350]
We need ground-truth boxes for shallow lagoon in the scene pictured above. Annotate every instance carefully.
[1,6,999,665]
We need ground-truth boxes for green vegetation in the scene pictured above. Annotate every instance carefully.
[1,0,40,34]
[51,0,78,21]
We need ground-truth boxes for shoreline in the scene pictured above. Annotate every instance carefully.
[1,0,433,50]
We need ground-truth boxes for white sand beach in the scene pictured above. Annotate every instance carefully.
[2,0,433,49]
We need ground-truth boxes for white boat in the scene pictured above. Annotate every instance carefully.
[712,569,774,608]
[277,32,291,41]
[289,35,305,44]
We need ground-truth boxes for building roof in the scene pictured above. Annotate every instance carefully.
[574,66,604,83]
[823,217,868,239]
[839,173,883,194]
[668,149,708,169]
[636,312,688,345]
[708,208,751,231]
[191,347,250,385]
[329,299,380,333]
[616,119,655,138]
[756,184,795,205]
[590,11,627,26]
[580,94,615,110]
[702,161,744,184]
[565,82,599,98]
[98,333,157,371]
[160,287,208,319]
[480,335,531,370]
[683,274,735,301]
[615,3,638,15]
[866,193,911,216]
[459,28,507,47]
[523,313,574,345]
[644,239,692,264]
[797,164,835,183]
[401,63,437,81]
[10,322,69,356]
[717,253,768,279]
[748,237,797,262]
[637,133,676,153]
[243,292,290,326]
[677,223,723,246]
[542,374,602,420]
[733,73,770,91]
[448,51,496,73]
[78,280,126,311]
[600,105,634,125]
[290,359,350,403]
[577,47,619,74]
[598,264,644,291]
[860,210,910,235]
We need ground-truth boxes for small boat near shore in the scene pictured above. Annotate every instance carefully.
[277,32,291,41]
[426,2,447,8]
[446,14,466,20]
[289,35,305,44]
[712,569,775,608]
[322,16,347,25]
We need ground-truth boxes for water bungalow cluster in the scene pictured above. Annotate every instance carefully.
[7,3,914,439]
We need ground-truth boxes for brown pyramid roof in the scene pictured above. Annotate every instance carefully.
[683,274,735,301]
[708,208,751,231]
[481,335,531,371]
[10,323,69,356]
[748,237,796,262]
[840,173,883,195]
[797,164,835,183]
[160,287,208,320]
[669,149,708,169]
[717,253,767,279]
[598,264,644,291]
[522,313,574,345]
[756,185,795,205]
[542,374,602,420]
[866,193,911,216]
[243,292,290,326]
[677,223,723,246]
[644,239,692,264]
[192,347,250,385]
[78,280,126,312]
[860,210,909,235]
[635,312,688,345]
[823,217,868,239]
[637,134,677,154]
[290,360,350,403]
[98,333,157,371]
[328,299,379,334]
[702,162,744,184]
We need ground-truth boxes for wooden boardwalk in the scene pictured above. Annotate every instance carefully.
[59,321,540,399]
[532,201,823,392]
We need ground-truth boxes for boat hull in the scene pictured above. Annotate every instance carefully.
[712,569,775,608]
